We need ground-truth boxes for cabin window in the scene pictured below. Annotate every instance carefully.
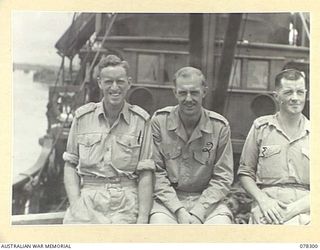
[137,54,159,83]
[247,60,269,89]
[164,54,189,84]
[228,59,241,88]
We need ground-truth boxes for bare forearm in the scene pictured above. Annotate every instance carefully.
[239,175,266,203]
[137,170,153,222]
[286,194,310,219]
[64,162,81,205]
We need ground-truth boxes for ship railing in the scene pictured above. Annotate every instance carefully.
[12,212,65,225]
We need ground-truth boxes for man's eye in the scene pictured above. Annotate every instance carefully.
[178,91,187,96]
[283,91,293,95]
[104,80,113,85]
[190,91,200,96]
[297,90,306,95]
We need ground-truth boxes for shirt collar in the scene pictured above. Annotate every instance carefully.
[167,106,179,131]
[198,109,213,133]
[167,106,212,133]
[271,112,310,133]
[303,116,310,133]
[96,100,130,125]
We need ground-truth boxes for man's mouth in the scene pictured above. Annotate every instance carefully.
[290,103,301,107]
[109,92,121,97]
[185,104,194,108]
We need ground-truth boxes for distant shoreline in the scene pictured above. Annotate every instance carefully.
[13,62,79,84]
[13,62,59,84]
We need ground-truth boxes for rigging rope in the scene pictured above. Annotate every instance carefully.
[79,13,118,92]
[298,12,310,41]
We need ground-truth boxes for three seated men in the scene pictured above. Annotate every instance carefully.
[63,55,309,224]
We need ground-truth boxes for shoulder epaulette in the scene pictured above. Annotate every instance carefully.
[75,102,97,118]
[253,115,273,128]
[154,106,174,115]
[207,110,229,126]
[129,105,150,121]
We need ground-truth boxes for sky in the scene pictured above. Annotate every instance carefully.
[13,11,74,66]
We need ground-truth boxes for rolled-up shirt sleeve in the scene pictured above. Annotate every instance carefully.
[136,120,156,172]
[62,117,79,166]
[190,124,234,222]
[237,124,258,181]
[151,115,184,213]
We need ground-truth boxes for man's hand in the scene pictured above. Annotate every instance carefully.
[175,207,192,224]
[190,215,202,224]
[260,195,310,225]
[257,193,287,224]
[251,205,266,224]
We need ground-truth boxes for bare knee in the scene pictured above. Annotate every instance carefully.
[204,215,233,224]
[149,213,178,224]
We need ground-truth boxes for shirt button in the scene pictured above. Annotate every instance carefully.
[106,147,109,151]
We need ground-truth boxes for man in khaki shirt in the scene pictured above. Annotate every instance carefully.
[63,55,154,224]
[150,67,234,224]
[238,69,310,225]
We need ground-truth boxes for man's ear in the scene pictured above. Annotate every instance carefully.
[202,86,208,98]
[273,91,279,102]
[127,77,132,90]
[173,87,178,98]
[97,77,102,90]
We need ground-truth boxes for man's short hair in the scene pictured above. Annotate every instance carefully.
[275,68,305,90]
[97,54,129,77]
[173,67,207,88]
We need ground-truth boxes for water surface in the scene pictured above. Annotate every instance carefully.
[13,70,50,178]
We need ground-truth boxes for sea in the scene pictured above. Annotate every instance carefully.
[13,70,50,178]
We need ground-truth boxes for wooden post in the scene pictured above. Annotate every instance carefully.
[189,14,203,70]
[212,14,243,114]
[189,14,217,109]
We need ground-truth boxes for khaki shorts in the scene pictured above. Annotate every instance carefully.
[151,191,233,222]
[63,178,138,224]
[249,186,310,225]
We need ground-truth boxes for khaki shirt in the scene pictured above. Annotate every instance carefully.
[151,106,234,221]
[238,113,310,187]
[63,101,155,178]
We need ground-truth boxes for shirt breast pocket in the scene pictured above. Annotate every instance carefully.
[111,136,141,171]
[77,134,102,166]
[161,145,181,185]
[192,151,213,184]
[193,151,212,166]
[257,144,283,179]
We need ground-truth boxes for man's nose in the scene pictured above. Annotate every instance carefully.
[291,91,298,100]
[111,80,119,89]
[185,92,192,101]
